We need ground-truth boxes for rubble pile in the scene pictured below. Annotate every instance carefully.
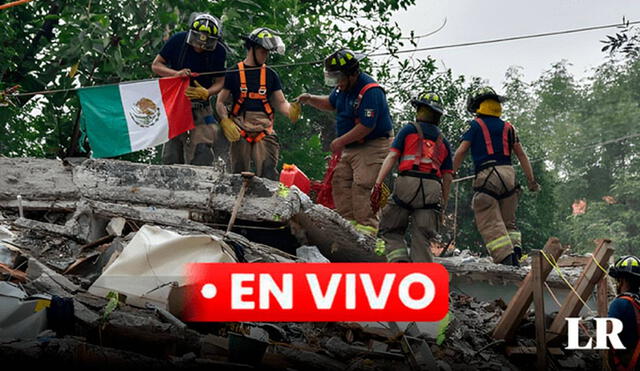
[0,158,603,370]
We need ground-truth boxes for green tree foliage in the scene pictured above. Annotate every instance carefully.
[0,0,415,166]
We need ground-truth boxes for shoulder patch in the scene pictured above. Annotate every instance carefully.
[364,109,376,118]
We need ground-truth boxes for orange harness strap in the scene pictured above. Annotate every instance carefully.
[239,129,268,143]
[474,117,494,155]
[475,117,514,157]
[231,62,273,120]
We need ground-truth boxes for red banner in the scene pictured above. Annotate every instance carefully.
[183,263,449,322]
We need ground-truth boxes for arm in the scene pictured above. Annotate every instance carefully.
[375,151,399,185]
[452,141,471,174]
[215,88,232,119]
[296,93,335,112]
[271,90,292,116]
[207,76,225,96]
[151,55,190,77]
[330,124,374,152]
[513,142,538,190]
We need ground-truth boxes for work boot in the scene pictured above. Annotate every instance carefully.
[513,246,523,262]
[499,253,520,267]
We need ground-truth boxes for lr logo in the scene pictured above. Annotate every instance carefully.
[565,317,627,350]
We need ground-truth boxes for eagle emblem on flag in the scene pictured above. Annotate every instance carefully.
[129,98,160,128]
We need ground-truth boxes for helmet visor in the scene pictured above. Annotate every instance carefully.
[324,70,346,87]
[186,30,219,51]
[259,34,285,55]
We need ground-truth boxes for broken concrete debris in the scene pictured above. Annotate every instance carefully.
[0,158,606,369]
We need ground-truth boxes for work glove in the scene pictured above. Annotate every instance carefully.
[370,183,391,213]
[288,101,301,123]
[220,117,241,142]
[527,179,541,192]
[185,80,209,101]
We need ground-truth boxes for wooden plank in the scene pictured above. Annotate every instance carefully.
[532,251,547,371]
[547,239,614,343]
[597,276,608,317]
[492,237,565,341]
[597,275,609,370]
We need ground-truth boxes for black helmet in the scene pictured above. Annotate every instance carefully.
[323,48,364,86]
[411,92,445,115]
[466,86,506,114]
[609,255,640,280]
[186,13,222,51]
[241,27,285,55]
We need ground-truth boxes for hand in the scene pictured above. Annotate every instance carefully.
[295,93,311,104]
[370,183,383,213]
[288,102,301,123]
[220,117,241,142]
[174,68,191,77]
[370,183,390,213]
[185,80,209,101]
[330,138,345,153]
[528,179,541,192]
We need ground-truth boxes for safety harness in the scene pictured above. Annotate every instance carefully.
[231,62,274,143]
[398,122,444,173]
[473,117,519,200]
[612,293,640,371]
[393,122,442,212]
[353,83,382,123]
[344,82,393,147]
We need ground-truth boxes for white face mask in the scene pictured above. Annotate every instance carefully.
[324,70,345,87]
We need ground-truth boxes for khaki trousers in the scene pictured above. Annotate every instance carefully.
[162,100,222,166]
[229,111,279,180]
[379,175,442,263]
[332,137,392,229]
[471,165,521,264]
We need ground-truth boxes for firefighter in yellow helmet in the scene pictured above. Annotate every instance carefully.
[296,48,394,233]
[452,87,539,266]
[372,92,454,262]
[152,13,228,166]
[607,255,640,371]
[215,28,300,180]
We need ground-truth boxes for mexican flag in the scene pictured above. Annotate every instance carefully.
[78,77,194,158]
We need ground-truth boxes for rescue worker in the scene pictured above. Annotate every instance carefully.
[607,255,640,371]
[296,48,393,232]
[152,13,229,165]
[215,27,301,180]
[452,87,539,266]
[371,92,453,262]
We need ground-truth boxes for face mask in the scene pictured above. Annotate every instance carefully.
[324,70,345,87]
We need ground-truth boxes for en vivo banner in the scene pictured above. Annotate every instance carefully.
[184,263,449,322]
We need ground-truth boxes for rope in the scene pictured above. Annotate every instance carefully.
[591,253,610,276]
[453,132,640,183]
[0,0,34,11]
[545,281,595,342]
[8,19,640,98]
[452,181,459,247]
[369,20,640,56]
[541,250,595,313]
